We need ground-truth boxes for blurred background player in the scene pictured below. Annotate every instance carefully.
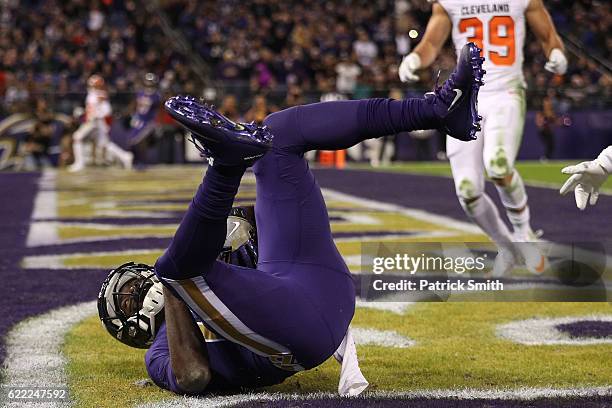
[127,73,161,165]
[399,0,567,275]
[69,74,133,172]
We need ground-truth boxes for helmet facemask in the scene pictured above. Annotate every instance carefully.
[98,263,165,349]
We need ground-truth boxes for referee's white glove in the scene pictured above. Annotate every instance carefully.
[560,146,612,210]
[544,48,568,75]
[398,53,421,83]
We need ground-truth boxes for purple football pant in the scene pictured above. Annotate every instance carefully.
[150,98,437,392]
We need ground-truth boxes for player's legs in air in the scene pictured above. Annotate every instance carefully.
[152,42,484,390]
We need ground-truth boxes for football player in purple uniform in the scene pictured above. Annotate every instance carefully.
[98,43,484,395]
[127,73,161,162]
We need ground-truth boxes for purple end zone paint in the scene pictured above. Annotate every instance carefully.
[556,321,612,339]
[313,169,612,243]
[0,173,109,363]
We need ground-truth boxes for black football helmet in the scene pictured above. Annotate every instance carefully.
[218,206,258,269]
[99,208,257,348]
[98,262,165,349]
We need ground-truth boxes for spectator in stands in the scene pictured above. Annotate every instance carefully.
[335,53,361,96]
[536,90,558,161]
[0,0,609,131]
[353,29,378,67]
[284,84,305,108]
[219,95,241,122]
[244,94,276,124]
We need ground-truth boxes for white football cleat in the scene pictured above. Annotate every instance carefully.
[513,229,548,275]
[68,162,84,173]
[123,152,134,170]
[491,246,519,278]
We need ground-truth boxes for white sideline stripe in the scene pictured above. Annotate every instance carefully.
[524,178,611,195]
[1,301,97,407]
[21,249,164,270]
[497,315,612,345]
[325,189,612,271]
[31,221,179,230]
[27,232,175,247]
[28,169,58,246]
[136,387,612,408]
[26,220,177,247]
[380,168,611,195]
[322,189,483,235]
[94,210,178,218]
[92,201,188,209]
[25,225,456,248]
[328,212,380,225]
[31,169,58,218]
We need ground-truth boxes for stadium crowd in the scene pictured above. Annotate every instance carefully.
[0,0,609,168]
[1,0,610,113]
[0,0,201,117]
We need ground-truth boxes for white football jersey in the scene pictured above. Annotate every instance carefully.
[85,89,112,121]
[438,0,530,92]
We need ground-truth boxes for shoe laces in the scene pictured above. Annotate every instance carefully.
[187,133,213,158]
[428,70,457,105]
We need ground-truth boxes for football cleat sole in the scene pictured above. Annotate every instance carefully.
[165,95,273,166]
[465,43,486,141]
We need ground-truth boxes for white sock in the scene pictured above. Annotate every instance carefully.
[106,143,132,166]
[460,193,513,246]
[334,328,368,396]
[72,140,84,167]
[495,170,531,235]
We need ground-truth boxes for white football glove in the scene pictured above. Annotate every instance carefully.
[544,48,567,75]
[560,156,609,210]
[398,53,421,83]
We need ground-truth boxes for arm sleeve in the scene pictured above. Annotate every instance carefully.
[597,146,612,174]
[144,322,184,394]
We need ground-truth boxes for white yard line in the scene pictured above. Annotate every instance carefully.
[136,387,612,408]
[351,327,415,348]
[375,168,611,195]
[355,300,415,314]
[28,169,58,246]
[21,249,164,270]
[2,301,96,407]
[31,169,58,219]
[322,189,483,235]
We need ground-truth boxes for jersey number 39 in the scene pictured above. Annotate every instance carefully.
[459,16,515,66]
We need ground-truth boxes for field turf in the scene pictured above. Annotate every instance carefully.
[1,162,610,407]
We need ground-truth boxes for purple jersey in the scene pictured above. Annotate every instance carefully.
[146,322,293,394]
[131,90,160,126]
[150,97,439,394]
[128,90,161,145]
